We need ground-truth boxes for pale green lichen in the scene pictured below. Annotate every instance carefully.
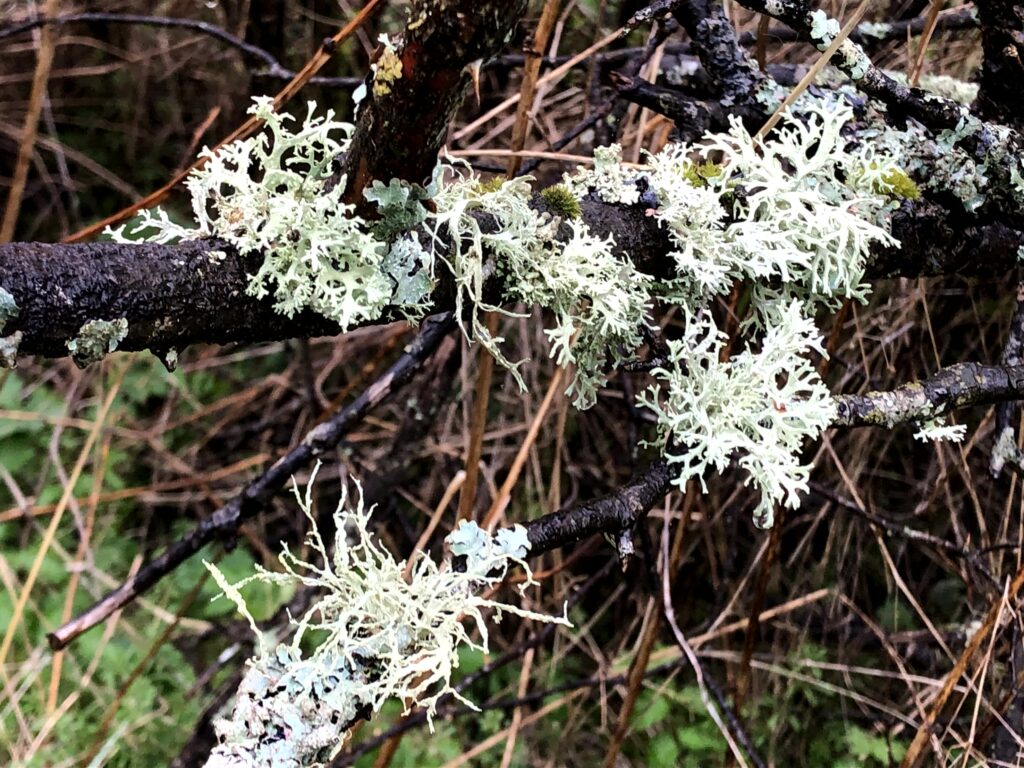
[107,98,393,331]
[991,424,1021,476]
[0,331,22,369]
[66,318,129,368]
[913,416,966,444]
[563,143,641,204]
[857,21,892,39]
[430,164,651,407]
[205,466,567,767]
[808,10,841,52]
[636,99,898,319]
[0,287,17,334]
[109,92,931,525]
[636,301,836,530]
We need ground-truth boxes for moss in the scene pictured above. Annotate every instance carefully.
[878,168,921,200]
[539,184,582,219]
[680,160,723,188]
[66,318,129,368]
[474,175,507,194]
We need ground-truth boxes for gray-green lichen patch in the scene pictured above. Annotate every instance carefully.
[0,287,18,335]
[66,318,129,368]
[0,331,23,369]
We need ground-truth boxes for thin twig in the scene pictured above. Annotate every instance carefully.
[47,313,456,651]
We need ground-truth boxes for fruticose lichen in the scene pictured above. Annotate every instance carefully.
[430,167,652,407]
[204,466,567,768]
[110,93,934,525]
[637,302,836,529]
[108,98,396,331]
[913,417,966,444]
[66,318,129,368]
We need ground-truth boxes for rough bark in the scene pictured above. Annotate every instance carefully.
[339,0,529,206]
[974,0,1024,129]
[2,191,1021,366]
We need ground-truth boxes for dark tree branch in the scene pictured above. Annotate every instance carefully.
[2,192,1022,367]
[832,362,1024,428]
[973,0,1024,129]
[733,0,1021,145]
[47,312,456,651]
[671,0,766,104]
[523,460,675,554]
[338,0,529,205]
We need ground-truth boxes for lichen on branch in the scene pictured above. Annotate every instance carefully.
[204,466,567,767]
[106,92,968,526]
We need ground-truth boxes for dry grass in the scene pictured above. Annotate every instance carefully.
[0,1,1018,767]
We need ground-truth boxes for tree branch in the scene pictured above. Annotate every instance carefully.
[338,0,529,205]
[832,362,1024,428]
[46,311,455,651]
[2,189,1021,366]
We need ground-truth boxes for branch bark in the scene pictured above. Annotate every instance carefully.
[2,192,1021,366]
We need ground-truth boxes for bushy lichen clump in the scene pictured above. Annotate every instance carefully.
[108,98,396,331]
[204,467,566,767]
[111,94,961,525]
[430,170,652,407]
[637,302,835,529]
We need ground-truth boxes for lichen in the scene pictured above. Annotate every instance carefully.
[0,286,17,334]
[371,34,403,98]
[563,144,641,205]
[0,331,22,369]
[991,424,1021,476]
[857,21,892,39]
[636,301,837,530]
[430,164,651,407]
[109,92,931,524]
[107,98,392,331]
[913,416,966,444]
[539,183,582,219]
[66,318,129,368]
[808,9,840,51]
[205,466,567,767]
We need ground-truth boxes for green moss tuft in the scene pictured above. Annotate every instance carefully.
[878,167,921,200]
[680,160,723,188]
[474,175,508,194]
[539,184,582,219]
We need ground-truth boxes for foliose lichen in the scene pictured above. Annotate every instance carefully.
[66,318,129,368]
[0,286,17,334]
